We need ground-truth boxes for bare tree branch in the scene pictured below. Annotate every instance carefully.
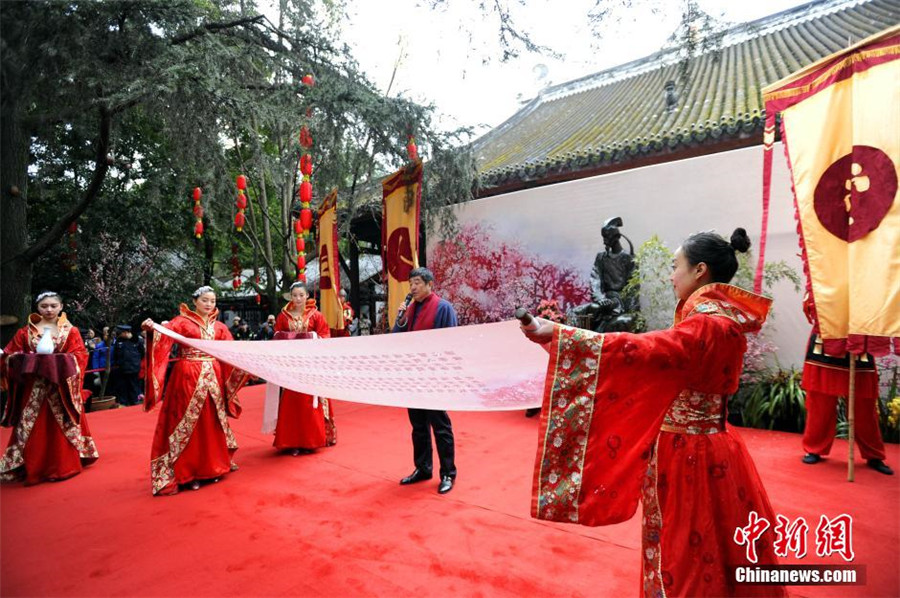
[172,14,265,45]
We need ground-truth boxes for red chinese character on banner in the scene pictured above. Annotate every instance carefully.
[773,514,809,559]
[815,514,855,562]
[733,511,771,564]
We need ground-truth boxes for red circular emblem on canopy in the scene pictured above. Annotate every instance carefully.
[813,145,897,243]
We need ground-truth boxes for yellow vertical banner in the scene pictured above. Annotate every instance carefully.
[382,160,422,329]
[317,188,344,330]
[762,27,900,356]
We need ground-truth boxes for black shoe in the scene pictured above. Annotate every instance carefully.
[437,476,454,494]
[400,469,432,485]
[867,459,894,475]
[802,453,822,464]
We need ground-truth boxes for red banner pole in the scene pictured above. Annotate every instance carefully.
[754,112,776,294]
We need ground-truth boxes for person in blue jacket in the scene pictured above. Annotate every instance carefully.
[392,267,458,494]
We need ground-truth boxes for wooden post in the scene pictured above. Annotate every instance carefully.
[847,357,856,482]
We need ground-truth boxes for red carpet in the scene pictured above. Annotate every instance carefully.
[2,384,898,597]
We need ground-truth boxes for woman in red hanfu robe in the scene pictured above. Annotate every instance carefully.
[141,287,248,495]
[523,229,785,598]
[0,291,98,484]
[272,281,335,453]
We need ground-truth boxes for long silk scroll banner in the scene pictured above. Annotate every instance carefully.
[317,188,344,331]
[382,160,422,329]
[761,26,900,356]
[152,320,548,411]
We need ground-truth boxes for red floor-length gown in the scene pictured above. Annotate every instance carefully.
[532,284,785,597]
[1,314,99,484]
[273,299,336,450]
[144,305,248,495]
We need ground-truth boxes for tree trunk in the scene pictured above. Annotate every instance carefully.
[255,167,277,303]
[2,104,111,345]
[350,240,360,317]
[0,88,32,346]
[203,225,215,285]
[279,180,293,305]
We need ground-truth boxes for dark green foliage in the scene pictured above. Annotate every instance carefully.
[731,368,806,432]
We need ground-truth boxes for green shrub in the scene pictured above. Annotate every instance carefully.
[731,368,806,432]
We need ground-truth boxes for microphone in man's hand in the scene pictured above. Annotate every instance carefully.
[515,307,539,332]
[397,293,412,326]
[398,293,413,315]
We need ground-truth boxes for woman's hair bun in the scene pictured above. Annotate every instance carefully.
[730,227,751,253]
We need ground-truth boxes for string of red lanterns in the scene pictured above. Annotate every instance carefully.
[192,187,204,239]
[295,73,316,282]
[235,175,248,232]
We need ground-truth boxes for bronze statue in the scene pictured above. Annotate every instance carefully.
[572,216,639,332]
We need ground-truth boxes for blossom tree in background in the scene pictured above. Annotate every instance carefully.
[429,222,589,324]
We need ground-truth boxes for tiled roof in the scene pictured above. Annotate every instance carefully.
[474,0,900,190]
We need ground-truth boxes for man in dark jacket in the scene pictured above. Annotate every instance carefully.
[392,267,458,494]
[256,314,276,340]
[110,324,144,406]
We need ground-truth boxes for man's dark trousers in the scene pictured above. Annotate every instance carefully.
[407,408,456,479]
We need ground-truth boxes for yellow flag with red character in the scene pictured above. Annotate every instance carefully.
[382,161,422,329]
[760,26,900,356]
[316,188,343,331]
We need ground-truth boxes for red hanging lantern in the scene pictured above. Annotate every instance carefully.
[299,181,313,203]
[236,194,248,210]
[232,277,241,290]
[293,219,303,234]
[236,175,248,190]
[297,272,307,283]
[300,208,313,230]
[234,212,246,231]
[295,236,305,252]
[194,221,204,238]
[296,255,306,270]
[68,222,78,234]
[255,293,261,305]
[193,204,204,218]
[193,187,202,201]
[301,73,315,87]
[300,154,313,176]
[299,126,313,148]
[407,135,418,162]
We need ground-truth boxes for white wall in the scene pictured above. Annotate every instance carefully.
[431,144,810,368]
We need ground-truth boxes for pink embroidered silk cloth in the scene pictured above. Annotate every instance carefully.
[152,320,547,411]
